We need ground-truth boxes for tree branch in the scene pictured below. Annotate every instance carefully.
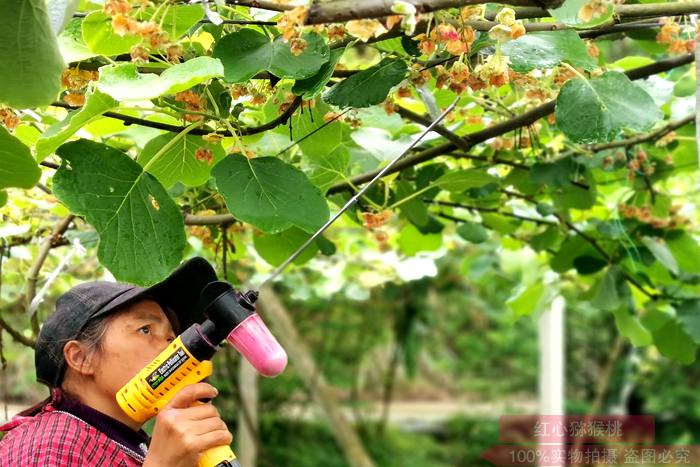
[328,53,694,194]
[430,200,557,225]
[50,96,303,138]
[25,215,75,335]
[223,0,293,12]
[305,0,558,25]
[184,213,236,225]
[0,299,36,348]
[585,115,694,152]
[488,1,700,21]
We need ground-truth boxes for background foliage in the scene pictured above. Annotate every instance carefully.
[2,0,700,465]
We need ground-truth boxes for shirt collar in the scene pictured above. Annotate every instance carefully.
[55,396,150,456]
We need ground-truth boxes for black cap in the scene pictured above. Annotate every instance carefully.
[35,257,219,387]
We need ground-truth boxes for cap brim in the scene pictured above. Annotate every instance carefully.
[94,257,219,331]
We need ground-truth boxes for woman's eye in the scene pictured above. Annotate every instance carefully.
[138,325,152,335]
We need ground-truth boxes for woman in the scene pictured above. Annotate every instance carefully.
[0,257,233,466]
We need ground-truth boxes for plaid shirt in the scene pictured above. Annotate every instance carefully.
[0,397,147,466]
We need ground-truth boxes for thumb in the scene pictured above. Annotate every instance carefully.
[165,382,218,410]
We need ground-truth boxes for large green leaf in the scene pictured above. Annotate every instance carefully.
[641,236,679,275]
[81,11,141,56]
[306,145,351,194]
[666,233,700,275]
[556,71,662,143]
[59,17,98,62]
[398,224,442,255]
[0,127,41,189]
[507,282,547,317]
[502,30,596,73]
[213,29,329,83]
[612,308,652,347]
[0,0,65,108]
[676,300,700,344]
[592,266,630,311]
[457,222,488,244]
[549,0,614,29]
[652,319,698,365]
[293,48,344,100]
[435,169,498,192]
[138,133,225,187]
[395,180,429,228]
[289,100,344,159]
[323,58,408,108]
[53,140,186,285]
[212,154,330,234]
[97,57,224,101]
[253,227,318,267]
[36,89,118,160]
[136,5,204,40]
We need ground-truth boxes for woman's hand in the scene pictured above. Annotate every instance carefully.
[142,382,233,467]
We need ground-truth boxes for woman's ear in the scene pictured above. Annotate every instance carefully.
[63,340,96,376]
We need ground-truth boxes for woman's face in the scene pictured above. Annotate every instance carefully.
[93,299,177,399]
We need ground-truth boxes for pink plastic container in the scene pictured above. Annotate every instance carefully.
[226,313,288,377]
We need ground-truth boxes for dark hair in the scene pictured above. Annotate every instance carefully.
[18,299,179,417]
[16,313,114,417]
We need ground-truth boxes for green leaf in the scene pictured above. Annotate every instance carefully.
[135,5,204,40]
[552,182,597,211]
[58,17,98,63]
[551,234,602,273]
[97,57,224,101]
[395,180,429,228]
[398,224,442,256]
[292,48,344,100]
[289,100,343,159]
[53,140,186,285]
[0,127,41,189]
[0,191,6,208]
[82,11,141,56]
[435,169,497,192]
[213,29,329,83]
[0,0,65,108]
[36,89,118,160]
[611,308,652,347]
[323,58,408,108]
[652,319,698,364]
[676,300,700,344]
[350,127,414,162]
[531,226,560,252]
[212,155,330,234]
[481,214,519,235]
[502,30,596,73]
[666,233,700,275]
[592,266,630,311]
[253,227,318,267]
[550,0,614,29]
[457,222,488,244]
[138,134,226,188]
[269,33,329,80]
[507,282,546,317]
[212,28,269,83]
[641,236,679,275]
[573,255,607,275]
[556,71,662,144]
[306,146,350,194]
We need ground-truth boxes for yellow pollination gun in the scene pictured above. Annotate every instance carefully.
[116,282,288,467]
